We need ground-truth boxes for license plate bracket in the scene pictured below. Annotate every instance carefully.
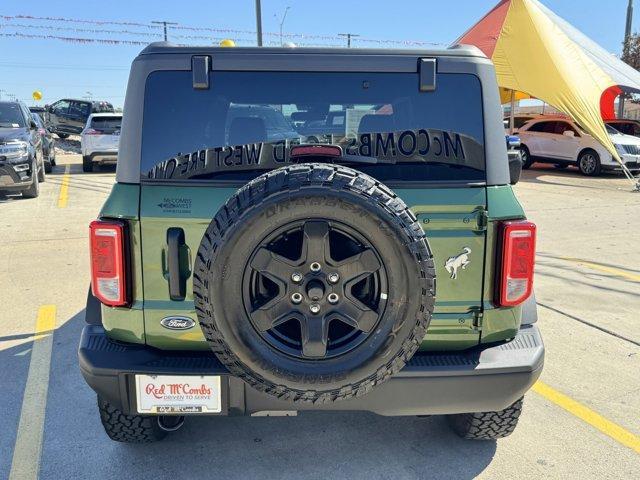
[135,374,222,415]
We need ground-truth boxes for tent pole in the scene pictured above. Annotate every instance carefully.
[509,90,515,134]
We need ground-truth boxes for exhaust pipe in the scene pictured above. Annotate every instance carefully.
[157,416,185,432]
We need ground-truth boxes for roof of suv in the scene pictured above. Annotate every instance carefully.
[138,42,487,58]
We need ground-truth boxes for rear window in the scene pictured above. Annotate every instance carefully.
[141,70,485,183]
[93,102,115,113]
[91,116,122,132]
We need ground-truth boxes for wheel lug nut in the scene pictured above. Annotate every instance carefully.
[327,273,339,284]
[310,262,321,273]
[309,303,321,314]
[291,272,303,283]
[327,293,339,304]
[291,293,303,304]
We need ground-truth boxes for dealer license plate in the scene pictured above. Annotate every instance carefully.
[135,375,222,414]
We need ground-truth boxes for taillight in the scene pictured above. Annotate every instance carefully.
[89,220,128,307]
[496,220,536,307]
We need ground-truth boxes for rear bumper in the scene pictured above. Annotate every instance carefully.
[79,323,544,416]
[85,151,118,163]
[53,125,83,135]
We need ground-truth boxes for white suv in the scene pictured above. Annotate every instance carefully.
[517,116,640,176]
[80,113,122,172]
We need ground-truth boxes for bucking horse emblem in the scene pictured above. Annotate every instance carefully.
[444,247,471,280]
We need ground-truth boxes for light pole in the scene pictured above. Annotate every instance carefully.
[152,20,178,42]
[255,0,263,46]
[278,6,291,46]
[619,0,634,118]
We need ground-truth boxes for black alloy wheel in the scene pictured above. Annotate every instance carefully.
[244,219,387,359]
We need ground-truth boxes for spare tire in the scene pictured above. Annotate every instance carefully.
[193,164,435,404]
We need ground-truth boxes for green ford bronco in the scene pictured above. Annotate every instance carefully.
[79,43,543,443]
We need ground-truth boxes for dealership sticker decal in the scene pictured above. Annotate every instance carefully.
[157,197,192,214]
[135,375,222,414]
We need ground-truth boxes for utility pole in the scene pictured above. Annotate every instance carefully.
[152,20,178,42]
[619,0,634,118]
[278,6,291,46]
[338,33,360,48]
[255,0,263,46]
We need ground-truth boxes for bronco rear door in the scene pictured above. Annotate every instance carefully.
[135,52,488,350]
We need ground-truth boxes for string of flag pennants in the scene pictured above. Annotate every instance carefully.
[1,22,224,41]
[0,13,444,47]
[0,31,346,48]
[0,31,149,46]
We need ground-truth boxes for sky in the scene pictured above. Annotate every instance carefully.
[0,0,637,107]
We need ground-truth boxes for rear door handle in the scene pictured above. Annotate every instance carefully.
[166,228,186,301]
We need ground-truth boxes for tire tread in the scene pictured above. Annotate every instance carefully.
[447,398,523,440]
[98,398,166,443]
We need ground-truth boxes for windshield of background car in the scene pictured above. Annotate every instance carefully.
[91,116,122,133]
[31,114,44,128]
[0,103,26,128]
[606,124,622,135]
[141,70,485,183]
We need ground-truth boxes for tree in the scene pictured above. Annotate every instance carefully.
[621,34,640,104]
[622,33,640,70]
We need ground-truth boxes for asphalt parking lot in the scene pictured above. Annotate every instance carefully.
[1,155,639,479]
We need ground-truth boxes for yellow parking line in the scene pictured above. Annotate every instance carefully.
[57,164,70,208]
[533,381,640,454]
[560,257,640,282]
[9,305,57,480]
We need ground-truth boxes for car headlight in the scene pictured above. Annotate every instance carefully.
[0,141,29,159]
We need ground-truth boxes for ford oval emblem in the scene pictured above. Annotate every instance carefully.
[160,316,196,330]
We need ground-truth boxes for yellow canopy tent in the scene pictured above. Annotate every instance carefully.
[454,0,640,186]
[499,88,530,105]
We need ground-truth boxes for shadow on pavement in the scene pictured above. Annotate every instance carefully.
[519,165,627,191]
[538,252,640,275]
[0,311,498,480]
